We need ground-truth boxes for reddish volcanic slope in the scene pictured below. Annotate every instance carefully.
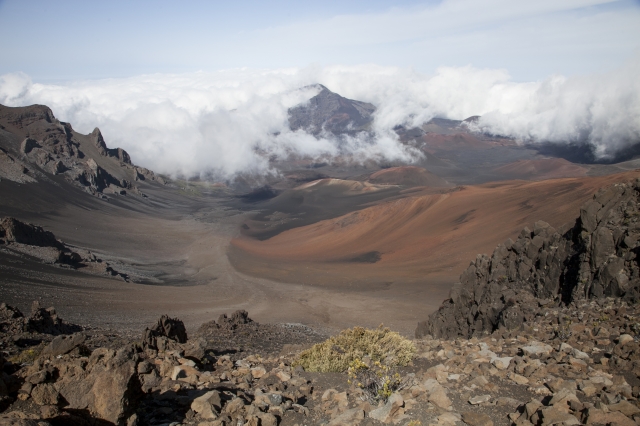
[368,166,450,187]
[492,158,589,181]
[230,171,640,289]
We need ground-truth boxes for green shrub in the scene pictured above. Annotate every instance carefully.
[293,326,416,372]
[9,348,41,365]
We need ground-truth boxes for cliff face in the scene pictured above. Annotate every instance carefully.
[0,104,165,199]
[417,180,640,339]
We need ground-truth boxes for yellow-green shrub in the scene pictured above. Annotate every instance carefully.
[293,326,416,372]
[9,348,40,365]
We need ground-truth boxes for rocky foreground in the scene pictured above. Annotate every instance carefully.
[1,181,640,426]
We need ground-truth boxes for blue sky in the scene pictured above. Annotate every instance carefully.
[1,0,639,178]
[1,0,639,81]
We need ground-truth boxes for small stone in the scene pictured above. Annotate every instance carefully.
[521,342,553,357]
[571,348,590,360]
[559,343,573,352]
[328,407,365,426]
[468,394,491,405]
[223,397,245,416]
[257,413,278,426]
[539,407,580,426]
[461,411,494,426]
[548,389,580,411]
[171,365,199,380]
[191,390,221,420]
[369,393,404,423]
[438,412,462,426]
[585,408,636,426]
[491,356,513,370]
[509,373,529,385]
[425,380,451,409]
[617,334,634,346]
[495,397,520,408]
[569,357,587,369]
[268,393,282,406]
[250,366,267,379]
[179,358,196,367]
[608,400,640,416]
[275,371,291,382]
[525,399,543,420]
[40,404,60,419]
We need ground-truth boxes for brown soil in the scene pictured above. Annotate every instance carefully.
[230,171,640,334]
[492,158,589,181]
[368,166,451,187]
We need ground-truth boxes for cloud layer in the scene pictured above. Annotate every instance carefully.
[1,58,639,178]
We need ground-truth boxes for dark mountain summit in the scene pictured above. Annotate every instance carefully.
[288,84,376,136]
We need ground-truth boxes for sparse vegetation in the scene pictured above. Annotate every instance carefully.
[293,326,416,372]
[347,358,409,404]
[9,347,41,365]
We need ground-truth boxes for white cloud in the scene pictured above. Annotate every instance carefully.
[1,57,639,177]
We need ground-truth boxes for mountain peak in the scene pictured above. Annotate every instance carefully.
[288,84,376,136]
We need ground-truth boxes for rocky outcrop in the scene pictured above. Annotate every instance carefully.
[0,217,82,265]
[0,302,80,336]
[0,104,160,198]
[288,84,375,136]
[142,315,188,351]
[216,310,252,330]
[90,128,131,164]
[19,138,39,155]
[0,218,62,249]
[417,180,640,339]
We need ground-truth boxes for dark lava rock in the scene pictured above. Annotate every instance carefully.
[1,302,80,336]
[143,315,188,349]
[288,84,375,136]
[417,179,640,339]
[27,301,81,335]
[0,218,62,249]
[90,128,131,164]
[40,333,87,357]
[217,310,252,330]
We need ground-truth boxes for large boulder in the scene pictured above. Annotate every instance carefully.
[55,345,141,425]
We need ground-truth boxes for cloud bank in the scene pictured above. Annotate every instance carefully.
[1,57,639,178]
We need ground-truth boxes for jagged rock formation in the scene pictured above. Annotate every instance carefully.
[288,84,375,136]
[90,128,131,164]
[417,180,640,339]
[143,315,188,351]
[0,104,166,198]
[0,302,81,336]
